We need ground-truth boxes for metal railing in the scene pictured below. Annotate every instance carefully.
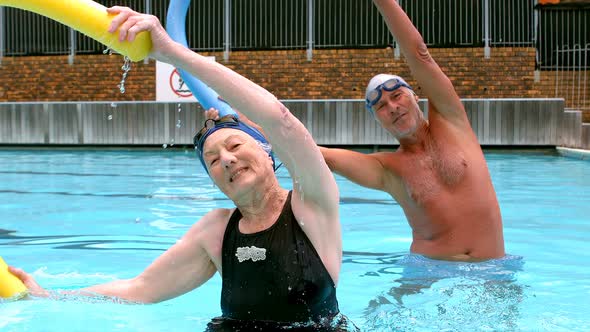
[489,0,536,47]
[0,1,586,73]
[0,0,539,55]
[554,44,589,111]
[537,6,590,69]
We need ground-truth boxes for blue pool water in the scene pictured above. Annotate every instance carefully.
[0,149,588,331]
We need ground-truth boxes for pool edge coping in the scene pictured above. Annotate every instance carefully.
[556,147,590,160]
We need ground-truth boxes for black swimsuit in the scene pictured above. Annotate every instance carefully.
[219,191,339,323]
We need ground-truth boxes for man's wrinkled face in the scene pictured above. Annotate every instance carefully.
[372,87,422,139]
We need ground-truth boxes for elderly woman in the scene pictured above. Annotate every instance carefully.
[9,6,357,332]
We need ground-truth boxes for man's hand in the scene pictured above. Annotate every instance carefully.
[204,107,221,121]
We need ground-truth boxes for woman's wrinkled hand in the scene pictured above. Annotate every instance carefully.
[8,266,50,297]
[106,6,176,62]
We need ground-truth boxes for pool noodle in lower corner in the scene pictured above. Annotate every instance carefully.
[0,0,151,62]
[0,256,28,300]
[166,0,236,117]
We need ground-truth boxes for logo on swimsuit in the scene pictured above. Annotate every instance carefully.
[235,246,267,262]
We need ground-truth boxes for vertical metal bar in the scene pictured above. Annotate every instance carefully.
[354,0,357,45]
[307,0,313,61]
[563,45,571,106]
[0,6,4,65]
[576,44,582,107]
[533,0,540,81]
[455,0,458,44]
[555,45,559,98]
[572,11,582,107]
[471,0,474,44]
[519,0,523,44]
[507,0,512,45]
[532,0,538,46]
[583,43,588,110]
[422,0,433,42]
[560,11,570,107]
[445,1,457,43]
[144,0,151,64]
[68,28,76,65]
[224,0,230,61]
[394,0,402,59]
[484,0,490,58]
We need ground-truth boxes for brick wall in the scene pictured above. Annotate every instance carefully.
[0,47,587,120]
[0,55,154,101]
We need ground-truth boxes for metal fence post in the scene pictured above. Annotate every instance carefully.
[307,0,314,61]
[584,44,589,110]
[224,0,231,61]
[533,0,540,82]
[144,0,151,64]
[68,28,76,65]
[0,6,4,65]
[483,0,491,58]
[555,45,560,98]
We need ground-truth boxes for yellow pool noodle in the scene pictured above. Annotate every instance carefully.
[0,256,28,300]
[0,0,152,62]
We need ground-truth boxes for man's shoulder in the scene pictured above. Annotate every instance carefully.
[372,149,404,166]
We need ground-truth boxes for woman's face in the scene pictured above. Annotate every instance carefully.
[202,128,274,199]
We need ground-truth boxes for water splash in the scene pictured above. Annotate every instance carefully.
[363,255,525,332]
[44,290,142,305]
[117,56,132,94]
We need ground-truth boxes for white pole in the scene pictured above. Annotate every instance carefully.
[484,0,491,58]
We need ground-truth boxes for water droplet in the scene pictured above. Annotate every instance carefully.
[118,56,132,94]
[162,144,168,149]
[288,286,292,291]
[135,218,141,223]
[176,120,182,128]
[177,103,182,113]
[110,103,117,108]
[107,115,113,120]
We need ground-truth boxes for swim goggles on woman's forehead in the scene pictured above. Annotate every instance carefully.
[193,114,277,173]
[193,114,240,148]
[365,78,412,109]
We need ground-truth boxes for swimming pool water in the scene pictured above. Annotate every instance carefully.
[0,148,588,331]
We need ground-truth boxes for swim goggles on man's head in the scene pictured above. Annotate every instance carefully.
[365,78,412,109]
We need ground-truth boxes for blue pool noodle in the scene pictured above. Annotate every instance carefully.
[166,0,236,116]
